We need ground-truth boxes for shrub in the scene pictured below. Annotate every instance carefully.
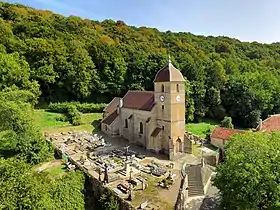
[48,102,78,113]
[66,105,82,126]
[48,102,107,113]
[221,116,234,129]
[55,115,68,122]
[75,103,107,113]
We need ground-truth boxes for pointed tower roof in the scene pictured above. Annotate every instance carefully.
[153,57,185,82]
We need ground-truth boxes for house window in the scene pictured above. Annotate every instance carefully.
[139,122,143,134]
[124,119,128,128]
[162,105,164,110]
[161,84,164,92]
[176,84,179,92]
[105,125,108,131]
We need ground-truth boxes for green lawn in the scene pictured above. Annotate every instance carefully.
[34,110,103,133]
[185,118,220,138]
[34,110,69,127]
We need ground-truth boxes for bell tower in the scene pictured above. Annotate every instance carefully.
[154,56,185,160]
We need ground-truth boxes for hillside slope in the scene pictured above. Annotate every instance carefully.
[1,2,280,127]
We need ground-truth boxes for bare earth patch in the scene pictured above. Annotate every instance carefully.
[36,159,63,172]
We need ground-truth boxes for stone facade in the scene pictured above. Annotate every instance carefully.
[101,59,188,160]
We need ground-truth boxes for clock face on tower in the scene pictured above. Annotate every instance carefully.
[160,95,165,102]
[176,95,181,102]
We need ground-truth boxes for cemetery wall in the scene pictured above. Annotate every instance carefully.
[184,131,205,143]
[184,132,219,166]
[87,177,135,210]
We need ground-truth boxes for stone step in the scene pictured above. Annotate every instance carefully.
[188,185,203,188]
[188,182,203,185]
[188,192,204,197]
[188,188,204,192]
[189,190,204,194]
[189,187,203,191]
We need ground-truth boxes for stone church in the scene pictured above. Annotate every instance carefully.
[101,58,192,160]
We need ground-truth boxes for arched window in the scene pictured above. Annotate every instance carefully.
[162,126,164,131]
[161,84,164,92]
[162,105,164,110]
[124,119,128,128]
[139,122,143,134]
[176,84,179,92]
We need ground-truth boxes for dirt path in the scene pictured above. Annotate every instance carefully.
[36,159,62,172]
[158,169,181,204]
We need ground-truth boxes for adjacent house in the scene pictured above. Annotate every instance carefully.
[256,114,280,132]
[210,114,280,150]
[210,127,245,150]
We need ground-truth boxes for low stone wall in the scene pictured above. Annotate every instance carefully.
[204,154,219,166]
[184,131,205,144]
[184,132,219,167]
[87,177,134,210]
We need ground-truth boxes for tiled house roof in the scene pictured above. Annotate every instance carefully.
[103,97,119,113]
[257,114,280,132]
[101,110,118,125]
[122,90,155,111]
[210,127,245,140]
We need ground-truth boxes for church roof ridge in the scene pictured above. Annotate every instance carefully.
[127,90,154,93]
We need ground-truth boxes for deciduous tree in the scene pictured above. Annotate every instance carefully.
[213,132,280,209]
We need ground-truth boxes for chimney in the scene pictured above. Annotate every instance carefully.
[257,119,262,131]
[117,98,123,114]
[119,98,123,108]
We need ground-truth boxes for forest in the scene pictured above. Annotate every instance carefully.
[1,2,280,209]
[1,3,280,127]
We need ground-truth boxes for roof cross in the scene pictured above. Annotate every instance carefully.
[167,43,172,65]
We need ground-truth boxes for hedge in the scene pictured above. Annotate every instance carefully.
[48,102,107,113]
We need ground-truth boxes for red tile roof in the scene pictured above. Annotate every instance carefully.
[153,62,185,82]
[122,91,155,111]
[103,97,119,113]
[210,127,245,140]
[258,115,280,132]
[101,110,118,125]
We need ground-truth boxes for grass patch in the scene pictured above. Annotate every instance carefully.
[186,118,220,138]
[34,110,103,133]
[131,175,172,209]
[34,110,69,128]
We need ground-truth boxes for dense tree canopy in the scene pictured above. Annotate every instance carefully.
[213,132,280,209]
[1,2,280,127]
[0,158,85,210]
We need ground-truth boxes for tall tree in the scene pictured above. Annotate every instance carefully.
[214,132,280,209]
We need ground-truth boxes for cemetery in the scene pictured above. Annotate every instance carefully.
[45,131,187,209]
